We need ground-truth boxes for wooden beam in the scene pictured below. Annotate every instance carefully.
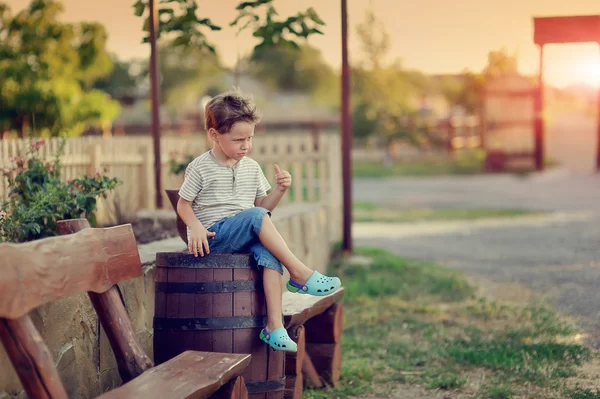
[0,225,142,319]
[59,219,154,383]
[0,316,68,399]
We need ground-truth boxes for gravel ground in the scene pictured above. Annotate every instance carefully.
[353,171,600,348]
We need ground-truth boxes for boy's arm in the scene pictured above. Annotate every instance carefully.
[254,188,286,211]
[254,164,291,211]
[177,198,215,257]
[177,198,204,231]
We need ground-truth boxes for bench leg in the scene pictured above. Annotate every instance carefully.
[0,316,69,399]
[211,375,248,399]
[303,304,343,387]
[302,353,324,389]
[285,325,305,399]
[305,343,342,387]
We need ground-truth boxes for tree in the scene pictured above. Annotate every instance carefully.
[441,48,518,114]
[155,44,225,112]
[0,0,120,137]
[133,0,325,53]
[93,55,143,99]
[247,44,337,101]
[352,8,423,148]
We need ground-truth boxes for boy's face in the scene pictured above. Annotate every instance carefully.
[212,121,255,161]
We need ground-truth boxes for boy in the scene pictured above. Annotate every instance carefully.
[177,89,342,353]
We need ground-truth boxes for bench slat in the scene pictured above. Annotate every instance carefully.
[0,225,141,319]
[96,351,251,399]
[282,288,344,329]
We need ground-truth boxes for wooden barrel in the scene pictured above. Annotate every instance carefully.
[154,252,285,399]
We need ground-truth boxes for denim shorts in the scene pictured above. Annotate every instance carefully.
[206,207,284,275]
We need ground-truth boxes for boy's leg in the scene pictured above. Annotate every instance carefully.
[263,268,284,331]
[257,214,313,284]
[247,242,285,330]
[249,242,297,352]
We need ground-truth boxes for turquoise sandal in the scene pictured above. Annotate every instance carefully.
[286,270,341,296]
[260,328,297,352]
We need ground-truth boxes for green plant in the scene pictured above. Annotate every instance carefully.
[168,151,195,176]
[0,139,121,242]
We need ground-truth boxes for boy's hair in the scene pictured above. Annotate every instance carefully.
[204,88,261,134]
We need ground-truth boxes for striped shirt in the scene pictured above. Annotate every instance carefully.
[178,151,271,229]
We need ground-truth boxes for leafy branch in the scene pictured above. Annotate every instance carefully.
[133,0,325,52]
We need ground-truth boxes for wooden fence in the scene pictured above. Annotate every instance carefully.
[0,133,342,235]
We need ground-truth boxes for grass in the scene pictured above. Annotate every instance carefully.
[302,248,596,399]
[353,202,539,224]
[353,150,486,178]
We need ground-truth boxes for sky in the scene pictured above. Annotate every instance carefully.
[5,0,600,88]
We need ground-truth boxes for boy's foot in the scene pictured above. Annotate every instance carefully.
[260,328,297,352]
[286,270,341,296]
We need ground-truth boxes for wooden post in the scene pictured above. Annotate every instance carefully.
[535,44,545,171]
[340,0,353,253]
[88,144,102,176]
[597,42,600,172]
[0,316,69,399]
[212,376,248,399]
[140,144,156,210]
[285,325,305,399]
[304,304,343,387]
[149,0,163,208]
[56,219,154,383]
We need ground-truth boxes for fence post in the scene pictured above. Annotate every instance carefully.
[140,144,156,210]
[88,144,102,176]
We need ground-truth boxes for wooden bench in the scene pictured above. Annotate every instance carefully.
[282,288,345,399]
[0,221,250,399]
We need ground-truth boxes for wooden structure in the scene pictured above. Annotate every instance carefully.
[533,15,600,172]
[154,252,285,399]
[282,288,345,398]
[0,222,250,398]
[0,133,342,226]
[483,74,537,172]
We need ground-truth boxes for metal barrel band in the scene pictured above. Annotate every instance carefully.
[153,316,268,331]
[156,253,252,268]
[155,281,262,294]
[245,377,286,394]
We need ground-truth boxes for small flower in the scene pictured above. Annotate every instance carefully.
[29,139,46,151]
[0,211,6,220]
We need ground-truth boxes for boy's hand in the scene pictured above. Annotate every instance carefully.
[274,164,292,192]
[189,225,216,257]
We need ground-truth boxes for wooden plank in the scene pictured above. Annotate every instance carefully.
[266,347,285,399]
[97,351,251,399]
[304,304,343,344]
[194,268,215,352]
[534,15,600,45]
[212,376,248,399]
[283,375,303,399]
[0,316,68,399]
[0,225,142,319]
[89,287,154,382]
[154,266,169,364]
[213,269,234,353]
[282,288,345,329]
[301,354,323,389]
[305,343,341,387]
[284,325,305,399]
[285,326,305,376]
[58,217,152,383]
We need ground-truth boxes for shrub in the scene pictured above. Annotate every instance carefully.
[0,139,121,242]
